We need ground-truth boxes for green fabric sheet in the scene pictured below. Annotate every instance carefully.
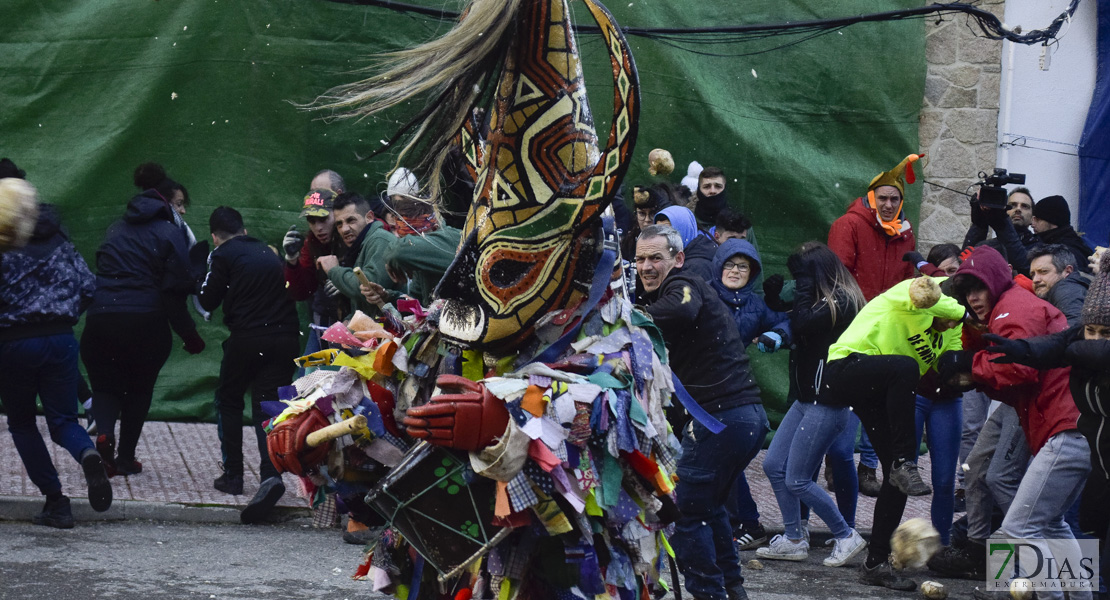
[0,0,925,424]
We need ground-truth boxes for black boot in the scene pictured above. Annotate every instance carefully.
[858,464,881,497]
[80,448,113,512]
[214,470,244,495]
[928,540,986,579]
[241,476,285,524]
[33,495,75,529]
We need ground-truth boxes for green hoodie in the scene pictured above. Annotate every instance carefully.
[384,226,462,303]
[828,278,964,374]
[327,220,403,314]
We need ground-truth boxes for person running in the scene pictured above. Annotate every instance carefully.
[81,163,204,476]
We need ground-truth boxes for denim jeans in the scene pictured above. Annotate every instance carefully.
[0,334,94,496]
[967,403,1030,542]
[996,430,1092,600]
[958,390,991,488]
[859,425,879,469]
[764,401,853,539]
[673,403,770,600]
[915,394,962,545]
[798,413,859,528]
[726,471,761,532]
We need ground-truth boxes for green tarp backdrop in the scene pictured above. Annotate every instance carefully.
[1,0,925,425]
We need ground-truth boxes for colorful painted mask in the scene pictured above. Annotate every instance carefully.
[435,0,639,353]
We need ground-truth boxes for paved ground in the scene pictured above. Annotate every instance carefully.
[2,415,967,599]
[0,415,937,529]
[0,519,986,600]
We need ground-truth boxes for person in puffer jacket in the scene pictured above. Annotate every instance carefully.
[0,187,113,528]
[80,163,204,478]
[711,238,791,349]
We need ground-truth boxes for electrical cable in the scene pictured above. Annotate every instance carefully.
[318,0,1082,48]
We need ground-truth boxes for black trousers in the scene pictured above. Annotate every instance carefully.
[824,353,921,560]
[81,312,172,462]
[216,333,299,480]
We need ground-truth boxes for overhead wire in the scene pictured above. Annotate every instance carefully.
[318,0,1083,48]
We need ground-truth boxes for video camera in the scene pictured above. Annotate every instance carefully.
[974,168,1026,210]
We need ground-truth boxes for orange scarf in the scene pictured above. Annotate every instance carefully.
[867,190,905,237]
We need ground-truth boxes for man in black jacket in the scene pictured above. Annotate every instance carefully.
[636,224,767,600]
[0,176,113,528]
[199,207,300,524]
[1029,243,1089,326]
[1032,195,1095,273]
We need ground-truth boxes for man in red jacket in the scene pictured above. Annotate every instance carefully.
[939,246,1091,600]
[828,154,922,301]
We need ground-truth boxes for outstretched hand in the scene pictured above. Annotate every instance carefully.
[982,333,1033,365]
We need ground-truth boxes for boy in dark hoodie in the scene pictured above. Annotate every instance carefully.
[939,246,1089,600]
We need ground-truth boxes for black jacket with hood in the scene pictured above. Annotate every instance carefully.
[87,191,198,335]
[1012,326,1110,479]
[641,267,762,414]
[784,253,860,405]
[1039,225,1095,274]
[0,204,96,341]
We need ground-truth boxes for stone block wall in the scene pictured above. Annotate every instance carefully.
[916,1,1005,252]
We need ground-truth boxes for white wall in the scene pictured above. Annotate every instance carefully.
[997,0,1097,223]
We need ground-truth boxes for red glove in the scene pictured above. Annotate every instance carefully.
[402,374,510,451]
[181,330,205,355]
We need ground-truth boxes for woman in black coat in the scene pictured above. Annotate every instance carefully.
[80,163,204,476]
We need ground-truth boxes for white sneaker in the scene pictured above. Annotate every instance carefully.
[823,529,867,567]
[756,534,809,561]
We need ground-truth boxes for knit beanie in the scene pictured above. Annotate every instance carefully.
[1033,195,1071,228]
[387,168,421,199]
[1081,252,1110,327]
[680,161,703,192]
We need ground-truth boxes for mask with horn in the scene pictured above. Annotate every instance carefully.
[317,0,639,354]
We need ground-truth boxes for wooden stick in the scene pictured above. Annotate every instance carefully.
[306,415,367,448]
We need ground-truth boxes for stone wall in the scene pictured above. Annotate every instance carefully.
[916,1,1005,253]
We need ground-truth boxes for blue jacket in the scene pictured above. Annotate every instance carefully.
[0,204,95,341]
[711,239,790,346]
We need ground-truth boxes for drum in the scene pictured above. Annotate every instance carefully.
[366,441,506,577]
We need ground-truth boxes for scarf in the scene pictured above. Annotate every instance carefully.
[394,213,439,238]
[867,190,906,237]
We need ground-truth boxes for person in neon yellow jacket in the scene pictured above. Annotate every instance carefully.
[822,276,968,591]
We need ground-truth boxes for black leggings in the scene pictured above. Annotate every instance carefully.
[824,353,921,560]
[81,312,172,462]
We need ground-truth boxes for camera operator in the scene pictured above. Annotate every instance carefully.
[962,170,1034,277]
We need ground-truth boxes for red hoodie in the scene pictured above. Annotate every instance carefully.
[956,246,1078,454]
[828,197,915,300]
